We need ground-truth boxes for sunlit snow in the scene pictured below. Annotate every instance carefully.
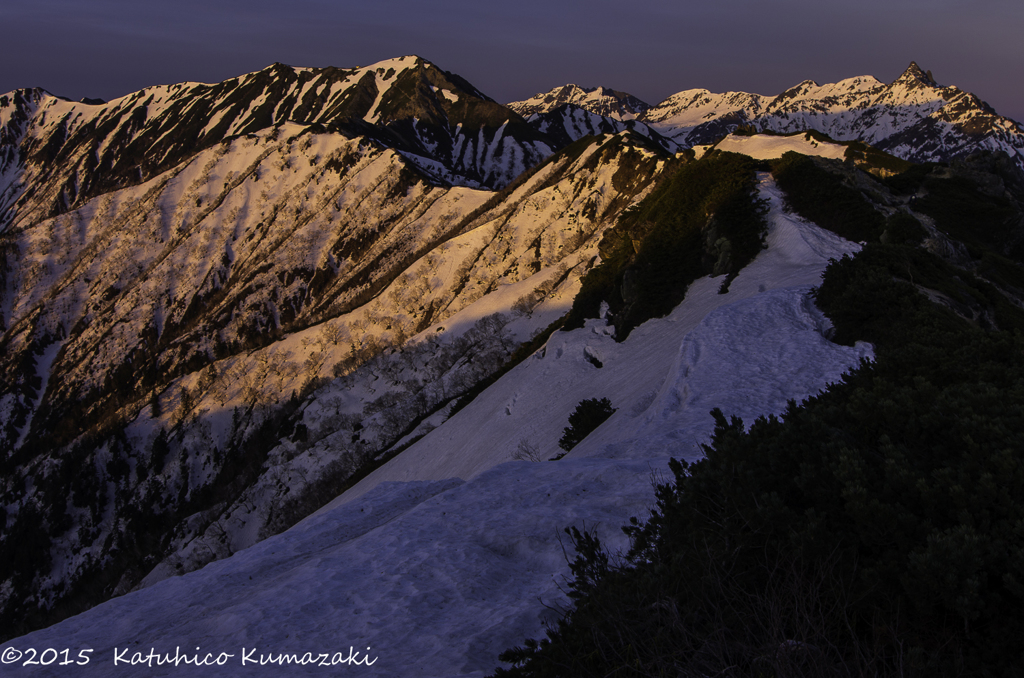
[714,132,848,160]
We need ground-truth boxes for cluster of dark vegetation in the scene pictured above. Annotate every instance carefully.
[841,138,915,175]
[771,151,886,243]
[565,151,770,339]
[493,151,1024,677]
[556,397,616,455]
[889,158,1024,301]
[772,148,1024,307]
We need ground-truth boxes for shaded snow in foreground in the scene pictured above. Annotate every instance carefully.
[4,175,872,676]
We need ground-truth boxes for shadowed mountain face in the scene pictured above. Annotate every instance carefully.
[518,103,679,155]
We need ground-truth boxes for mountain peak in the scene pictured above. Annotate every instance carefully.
[508,84,650,121]
[897,61,937,87]
[365,54,429,70]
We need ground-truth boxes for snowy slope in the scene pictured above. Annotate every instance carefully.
[524,104,679,154]
[713,132,848,160]
[131,131,668,586]
[0,128,667,631]
[329,173,866,503]
[639,88,768,145]
[1,175,870,677]
[1,125,484,452]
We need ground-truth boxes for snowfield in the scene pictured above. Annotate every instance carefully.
[3,175,872,676]
[713,132,849,160]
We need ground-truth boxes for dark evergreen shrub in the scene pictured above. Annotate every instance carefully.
[914,174,1024,262]
[557,398,616,452]
[771,151,885,242]
[883,211,927,245]
[565,151,768,339]
[841,139,915,174]
[150,428,170,471]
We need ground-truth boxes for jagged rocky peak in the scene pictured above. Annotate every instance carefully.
[0,88,50,148]
[355,55,534,132]
[768,61,940,106]
[897,60,938,87]
[509,83,651,120]
[0,87,47,114]
[129,55,494,131]
[256,55,500,127]
[785,78,821,93]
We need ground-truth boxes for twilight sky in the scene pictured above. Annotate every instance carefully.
[1,0,1022,122]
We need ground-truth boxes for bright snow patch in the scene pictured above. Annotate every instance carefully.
[714,133,848,160]
[431,86,460,104]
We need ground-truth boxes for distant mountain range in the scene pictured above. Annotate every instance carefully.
[509,61,1024,166]
[1,55,1022,672]
[3,60,1021,229]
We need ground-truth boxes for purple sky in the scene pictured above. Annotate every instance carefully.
[2,0,1022,122]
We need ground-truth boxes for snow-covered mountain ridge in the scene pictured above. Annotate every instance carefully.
[0,54,550,218]
[520,104,678,156]
[1,56,1023,662]
[510,62,1024,170]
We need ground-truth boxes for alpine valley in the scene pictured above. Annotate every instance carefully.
[1,56,1023,676]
